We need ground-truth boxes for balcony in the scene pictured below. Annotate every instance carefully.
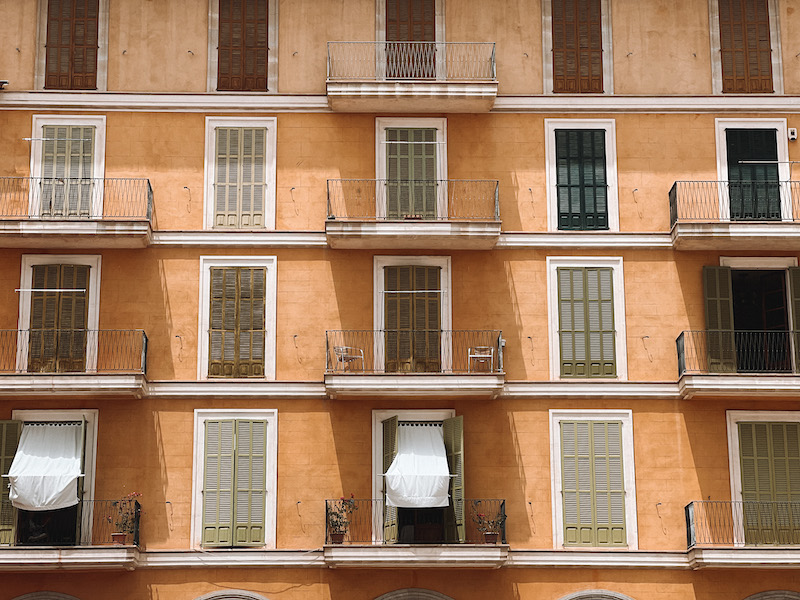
[0,329,148,397]
[326,42,498,112]
[0,177,153,248]
[323,498,507,568]
[324,329,504,399]
[677,330,800,399]
[0,499,140,571]
[326,179,501,249]
[685,500,800,568]
[669,181,800,250]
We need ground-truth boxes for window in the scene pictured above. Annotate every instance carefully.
[549,410,638,549]
[547,257,627,380]
[198,257,277,380]
[710,0,782,94]
[377,0,445,79]
[0,409,98,547]
[203,118,277,230]
[192,409,277,549]
[545,120,618,231]
[208,0,278,93]
[543,0,613,94]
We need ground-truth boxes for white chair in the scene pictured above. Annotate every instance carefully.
[333,346,364,371]
[468,346,494,372]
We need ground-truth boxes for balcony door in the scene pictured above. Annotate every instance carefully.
[725,128,781,220]
[39,125,95,218]
[386,128,438,219]
[385,0,436,79]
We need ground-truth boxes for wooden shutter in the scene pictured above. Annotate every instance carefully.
[203,420,235,547]
[382,416,399,543]
[41,125,94,217]
[233,420,267,546]
[209,267,266,378]
[555,129,608,230]
[215,127,267,229]
[45,0,99,90]
[386,0,435,41]
[0,421,21,546]
[443,415,465,543]
[384,266,413,372]
[552,0,603,93]
[725,128,780,220]
[703,266,736,372]
[218,0,269,91]
[386,128,437,219]
[719,0,773,93]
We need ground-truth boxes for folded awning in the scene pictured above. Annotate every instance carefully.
[8,422,83,511]
[385,423,451,508]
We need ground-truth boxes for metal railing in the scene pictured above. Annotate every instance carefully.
[0,329,148,374]
[677,330,798,375]
[0,177,153,220]
[325,330,504,374]
[686,500,800,547]
[327,41,496,81]
[669,181,800,227]
[325,498,506,544]
[327,179,500,221]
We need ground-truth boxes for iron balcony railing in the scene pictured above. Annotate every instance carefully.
[0,177,153,220]
[325,498,506,544]
[669,180,800,227]
[686,500,800,548]
[327,41,496,81]
[677,330,799,376]
[327,179,500,222]
[326,330,503,374]
[0,329,148,374]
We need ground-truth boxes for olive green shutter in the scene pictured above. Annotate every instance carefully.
[789,268,800,371]
[385,266,412,372]
[386,128,437,219]
[203,419,235,547]
[555,129,608,230]
[233,420,267,546]
[726,129,780,220]
[414,266,441,372]
[443,415,465,543]
[214,127,267,228]
[382,416,399,543]
[0,421,21,546]
[561,420,625,547]
[41,125,94,217]
[718,0,773,93]
[703,266,736,372]
[551,0,603,93]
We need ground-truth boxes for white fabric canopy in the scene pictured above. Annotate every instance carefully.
[385,423,451,508]
[8,422,83,511]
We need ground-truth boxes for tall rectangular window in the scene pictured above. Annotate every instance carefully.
[386,128,438,219]
[718,0,774,93]
[551,0,603,93]
[555,129,608,230]
[44,0,99,90]
[217,0,269,91]
[725,129,780,220]
[214,127,267,229]
[40,125,95,218]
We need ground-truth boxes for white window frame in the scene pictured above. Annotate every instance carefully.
[12,408,99,546]
[549,409,638,549]
[375,0,446,80]
[545,119,619,232]
[709,0,783,95]
[191,408,278,549]
[715,118,790,220]
[197,256,277,380]
[34,0,109,91]
[546,256,628,380]
[207,0,279,93]
[375,117,448,220]
[542,0,614,95]
[374,255,452,373]
[203,117,277,230]
[29,115,107,218]
[16,254,102,373]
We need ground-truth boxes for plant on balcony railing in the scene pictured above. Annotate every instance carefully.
[108,491,142,543]
[326,493,358,543]
[470,499,507,543]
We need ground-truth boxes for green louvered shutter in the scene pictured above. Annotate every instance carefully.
[382,416,399,543]
[413,266,441,372]
[703,266,736,372]
[443,415,465,543]
[214,127,267,229]
[385,266,413,372]
[726,129,780,220]
[41,125,94,217]
[233,420,267,546]
[555,129,608,230]
[203,419,235,547]
[0,421,21,546]
[789,268,800,371]
[386,128,437,219]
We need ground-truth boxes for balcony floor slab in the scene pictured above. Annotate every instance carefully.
[689,547,800,568]
[326,81,497,113]
[0,374,147,398]
[323,544,508,568]
[0,546,138,571]
[0,220,152,248]
[672,222,800,250]
[679,374,800,400]
[325,374,504,399]
[326,220,501,249]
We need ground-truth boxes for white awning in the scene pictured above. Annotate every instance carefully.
[385,423,451,508]
[8,422,83,511]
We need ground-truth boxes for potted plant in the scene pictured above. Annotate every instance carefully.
[109,491,141,544]
[327,494,358,544]
[471,501,506,544]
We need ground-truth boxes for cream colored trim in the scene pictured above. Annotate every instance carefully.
[191,409,278,550]
[719,256,798,269]
[497,232,672,248]
[549,409,638,550]
[151,231,325,247]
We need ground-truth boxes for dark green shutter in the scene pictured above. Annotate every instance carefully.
[556,129,608,230]
[0,421,21,546]
[789,268,800,370]
[551,0,603,93]
[726,129,780,220]
[215,127,267,228]
[719,0,773,93]
[703,266,736,372]
[386,128,437,219]
[443,415,465,543]
[41,125,94,217]
[382,416,399,543]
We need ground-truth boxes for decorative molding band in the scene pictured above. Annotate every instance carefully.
[496,232,672,249]
[506,550,689,569]
[503,381,680,399]
[137,549,326,569]
[493,95,800,113]
[147,381,326,399]
[151,230,327,247]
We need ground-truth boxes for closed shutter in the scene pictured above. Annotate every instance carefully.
[233,420,267,546]
[443,415,465,543]
[719,0,773,93]
[203,420,235,547]
[551,0,603,93]
[0,421,22,546]
[386,128,437,219]
[218,0,269,91]
[385,0,435,78]
[555,129,608,230]
[45,0,99,90]
[703,266,736,372]
[789,268,800,370]
[725,129,780,220]
[215,127,267,229]
[382,416,399,543]
[558,267,616,377]
[41,125,94,217]
[209,267,266,378]
[561,420,626,546]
